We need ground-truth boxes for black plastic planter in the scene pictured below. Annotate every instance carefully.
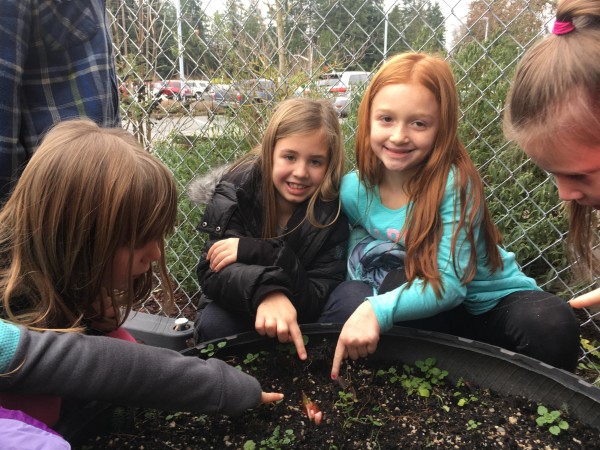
[186,323,600,429]
[59,323,600,444]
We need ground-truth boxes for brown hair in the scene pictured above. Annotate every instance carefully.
[356,52,503,297]
[504,0,600,277]
[0,120,177,331]
[231,98,345,238]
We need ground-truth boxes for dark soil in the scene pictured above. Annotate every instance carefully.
[74,336,600,450]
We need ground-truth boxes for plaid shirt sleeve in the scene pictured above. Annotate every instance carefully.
[0,0,120,202]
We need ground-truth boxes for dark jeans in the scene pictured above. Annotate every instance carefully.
[326,279,581,372]
[194,290,364,344]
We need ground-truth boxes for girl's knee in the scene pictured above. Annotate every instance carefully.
[193,303,250,343]
[330,280,372,301]
[514,295,580,370]
[319,281,372,323]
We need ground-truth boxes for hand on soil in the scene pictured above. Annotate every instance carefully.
[331,301,380,379]
[261,391,284,404]
[255,292,307,360]
[570,287,600,308]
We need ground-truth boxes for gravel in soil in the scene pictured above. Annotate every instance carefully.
[75,338,600,450]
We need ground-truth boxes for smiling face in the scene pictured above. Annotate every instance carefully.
[271,130,329,214]
[369,82,439,181]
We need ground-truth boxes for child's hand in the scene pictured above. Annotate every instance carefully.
[207,238,239,272]
[331,301,380,380]
[570,287,600,308]
[255,292,307,360]
[261,391,284,404]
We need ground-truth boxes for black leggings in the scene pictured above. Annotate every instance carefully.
[326,280,581,372]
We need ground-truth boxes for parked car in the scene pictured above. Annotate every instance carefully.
[209,84,236,109]
[329,71,371,117]
[232,78,275,105]
[152,80,192,101]
[187,80,211,100]
[294,72,340,97]
[150,81,163,97]
[295,71,370,116]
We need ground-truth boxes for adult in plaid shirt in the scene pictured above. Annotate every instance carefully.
[0,0,120,202]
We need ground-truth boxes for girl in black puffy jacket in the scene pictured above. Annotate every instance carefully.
[189,98,351,359]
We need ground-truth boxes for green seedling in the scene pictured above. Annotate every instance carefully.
[164,411,184,421]
[455,393,478,407]
[536,405,569,436]
[466,419,481,430]
[377,359,448,398]
[416,358,448,385]
[577,338,600,386]
[376,366,401,383]
[334,390,357,415]
[259,425,296,449]
[453,378,479,407]
[199,340,227,357]
[334,390,384,429]
[243,350,270,370]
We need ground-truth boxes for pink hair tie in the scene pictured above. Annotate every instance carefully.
[552,20,575,35]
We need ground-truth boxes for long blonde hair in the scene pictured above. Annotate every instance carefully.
[0,120,177,331]
[504,0,600,278]
[231,98,345,238]
[356,52,503,297]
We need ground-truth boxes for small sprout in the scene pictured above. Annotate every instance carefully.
[164,411,183,421]
[199,340,227,357]
[302,391,323,425]
[536,405,569,436]
[243,440,256,450]
[467,419,481,430]
[260,426,295,448]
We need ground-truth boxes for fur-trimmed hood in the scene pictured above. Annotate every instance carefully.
[187,165,230,205]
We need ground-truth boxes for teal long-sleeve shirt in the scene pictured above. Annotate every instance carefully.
[341,170,540,331]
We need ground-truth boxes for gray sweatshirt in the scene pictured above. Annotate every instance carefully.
[0,320,261,416]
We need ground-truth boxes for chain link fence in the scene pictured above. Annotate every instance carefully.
[107,0,600,379]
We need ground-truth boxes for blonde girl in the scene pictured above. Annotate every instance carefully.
[505,0,600,308]
[330,52,580,379]
[190,98,349,359]
[0,120,282,441]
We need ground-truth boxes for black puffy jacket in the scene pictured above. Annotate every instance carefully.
[189,162,349,323]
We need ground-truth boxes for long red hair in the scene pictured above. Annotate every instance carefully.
[356,52,503,297]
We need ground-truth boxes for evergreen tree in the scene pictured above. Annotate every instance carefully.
[181,0,215,78]
[313,0,384,71]
[453,0,552,47]
[386,0,445,56]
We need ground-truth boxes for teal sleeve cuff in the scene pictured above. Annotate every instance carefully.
[0,320,21,372]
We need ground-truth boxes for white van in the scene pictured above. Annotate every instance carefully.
[187,80,211,100]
